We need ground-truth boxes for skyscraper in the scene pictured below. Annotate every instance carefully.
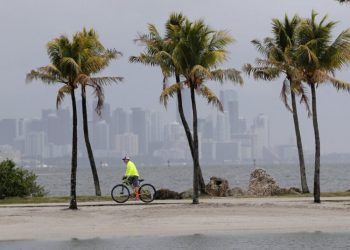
[93,120,109,150]
[0,119,17,146]
[251,114,270,160]
[130,107,148,155]
[110,108,129,149]
[220,89,239,136]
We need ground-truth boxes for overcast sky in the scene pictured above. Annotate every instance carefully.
[1,0,350,154]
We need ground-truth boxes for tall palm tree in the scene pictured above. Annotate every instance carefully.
[162,18,243,203]
[244,15,311,193]
[295,11,350,203]
[27,35,82,209]
[74,29,123,196]
[130,13,208,194]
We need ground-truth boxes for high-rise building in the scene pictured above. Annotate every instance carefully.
[220,89,239,136]
[251,114,270,160]
[93,101,111,123]
[149,111,164,143]
[215,111,230,142]
[130,107,148,155]
[93,120,109,150]
[24,132,48,158]
[115,133,139,157]
[110,108,128,149]
[0,119,17,146]
[56,108,70,145]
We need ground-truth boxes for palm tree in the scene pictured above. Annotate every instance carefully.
[74,29,123,196]
[295,11,350,203]
[162,18,243,203]
[27,35,82,209]
[130,13,208,194]
[244,15,311,193]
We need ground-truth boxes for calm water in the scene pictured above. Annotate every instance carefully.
[33,163,350,196]
[1,232,350,250]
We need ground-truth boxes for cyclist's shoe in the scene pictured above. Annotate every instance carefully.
[135,192,140,200]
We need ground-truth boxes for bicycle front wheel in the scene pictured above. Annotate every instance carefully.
[111,184,130,203]
[139,184,156,203]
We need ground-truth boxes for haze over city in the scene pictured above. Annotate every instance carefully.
[1,0,350,157]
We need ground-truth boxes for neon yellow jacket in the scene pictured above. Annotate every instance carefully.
[125,161,139,177]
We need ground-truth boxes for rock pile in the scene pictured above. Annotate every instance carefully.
[247,168,282,196]
[205,176,230,197]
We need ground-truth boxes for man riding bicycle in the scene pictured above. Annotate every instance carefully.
[122,156,140,200]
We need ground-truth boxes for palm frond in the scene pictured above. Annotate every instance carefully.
[211,68,243,85]
[26,65,65,85]
[327,75,350,91]
[160,82,182,108]
[280,78,292,112]
[243,64,281,80]
[197,85,223,112]
[298,83,312,117]
[92,83,105,116]
[89,76,123,87]
[56,85,73,109]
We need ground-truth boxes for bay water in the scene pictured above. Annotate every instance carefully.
[33,163,350,196]
[1,232,350,250]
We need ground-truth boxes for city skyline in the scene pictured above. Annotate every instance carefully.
[0,88,339,166]
[1,0,350,155]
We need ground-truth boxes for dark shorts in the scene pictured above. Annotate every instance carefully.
[127,176,139,187]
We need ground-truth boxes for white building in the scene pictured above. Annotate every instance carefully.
[24,132,48,158]
[115,133,139,157]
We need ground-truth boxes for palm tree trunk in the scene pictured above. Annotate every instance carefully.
[81,86,101,196]
[291,88,309,193]
[310,84,321,203]
[175,75,206,194]
[190,84,200,204]
[69,89,78,209]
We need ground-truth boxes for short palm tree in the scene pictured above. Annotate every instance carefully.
[73,29,123,196]
[27,34,82,209]
[295,11,350,203]
[163,18,243,203]
[244,14,311,193]
[130,13,209,194]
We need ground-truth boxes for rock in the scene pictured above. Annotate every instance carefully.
[179,189,193,199]
[227,187,244,197]
[247,168,281,196]
[288,187,302,194]
[154,189,181,200]
[205,176,230,197]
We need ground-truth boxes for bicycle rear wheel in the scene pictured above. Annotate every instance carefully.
[139,184,156,203]
[111,184,130,203]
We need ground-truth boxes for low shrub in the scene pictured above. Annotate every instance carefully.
[0,160,45,198]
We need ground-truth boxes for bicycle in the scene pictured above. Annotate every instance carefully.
[111,178,156,203]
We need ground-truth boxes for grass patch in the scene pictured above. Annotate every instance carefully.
[0,195,111,205]
[0,192,349,205]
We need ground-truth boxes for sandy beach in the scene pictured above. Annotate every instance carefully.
[0,196,350,241]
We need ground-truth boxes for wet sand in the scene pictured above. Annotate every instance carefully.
[0,196,350,241]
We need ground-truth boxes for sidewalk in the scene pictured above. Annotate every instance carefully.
[1,196,350,240]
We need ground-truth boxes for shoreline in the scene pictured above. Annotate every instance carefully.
[1,196,350,241]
